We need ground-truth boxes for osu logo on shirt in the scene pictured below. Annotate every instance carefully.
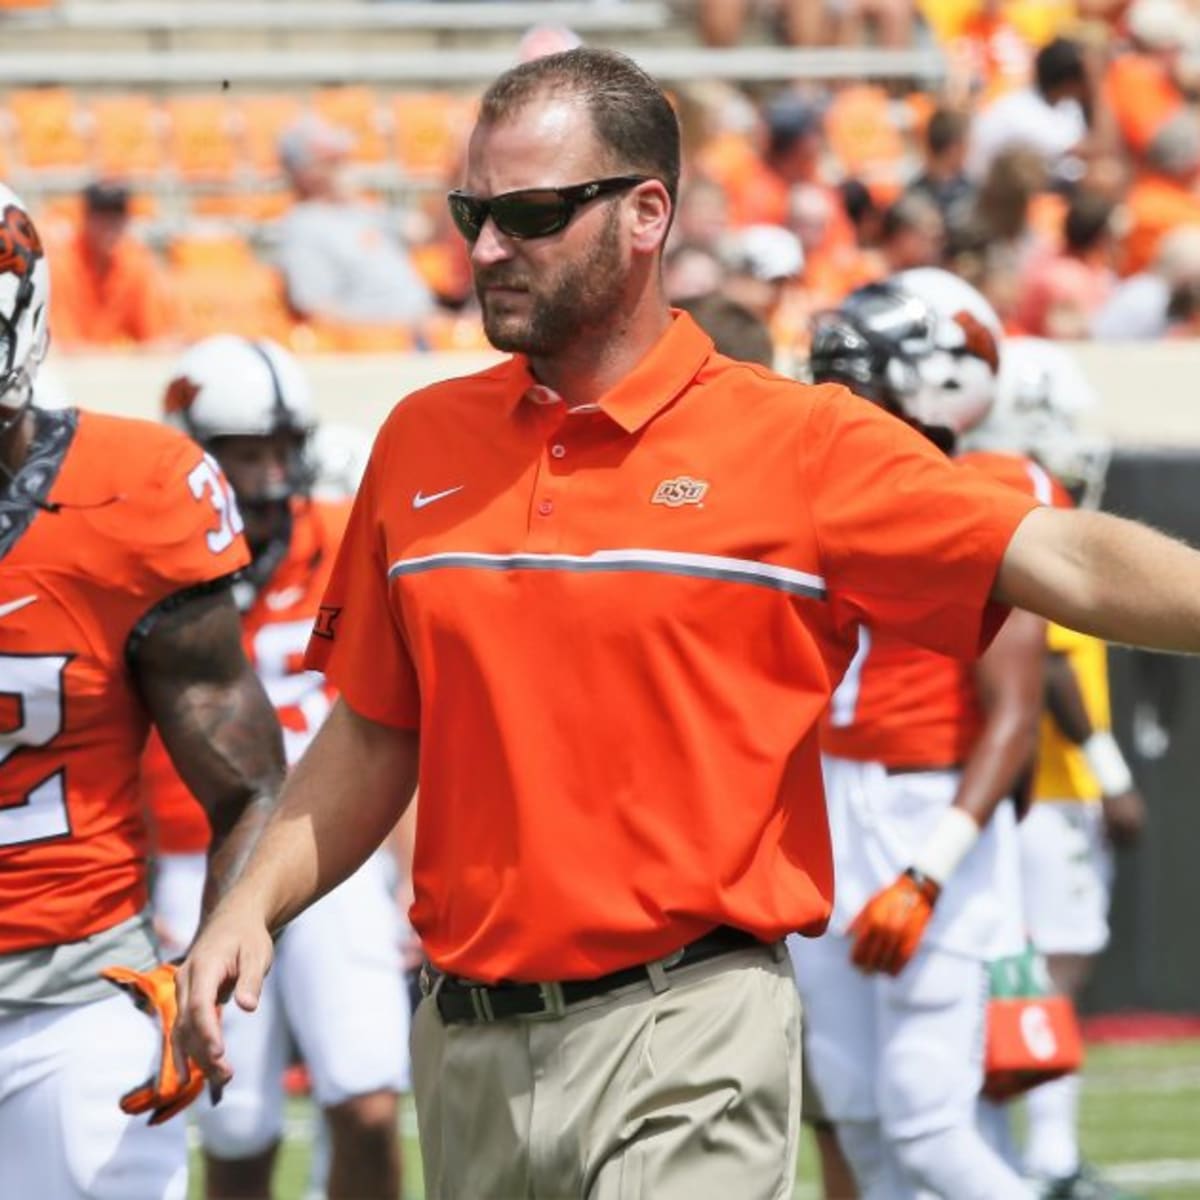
[0,204,43,281]
[651,476,709,508]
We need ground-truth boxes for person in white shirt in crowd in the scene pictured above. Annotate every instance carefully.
[274,115,434,329]
[968,38,1091,183]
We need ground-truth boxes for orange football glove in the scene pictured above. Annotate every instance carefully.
[848,869,941,977]
[100,962,207,1125]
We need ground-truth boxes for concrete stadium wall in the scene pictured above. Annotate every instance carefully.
[45,341,1200,446]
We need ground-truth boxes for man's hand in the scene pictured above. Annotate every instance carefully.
[848,869,941,976]
[99,962,207,1125]
[1102,787,1146,847]
[173,906,275,1095]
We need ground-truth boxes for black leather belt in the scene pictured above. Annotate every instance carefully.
[432,925,765,1025]
[885,762,963,775]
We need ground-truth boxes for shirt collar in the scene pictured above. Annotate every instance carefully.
[502,311,715,433]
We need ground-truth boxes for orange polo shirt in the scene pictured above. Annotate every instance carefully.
[823,451,1061,768]
[305,313,1037,983]
[49,230,179,349]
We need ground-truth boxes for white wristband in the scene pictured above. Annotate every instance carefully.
[912,807,981,887]
[1082,731,1134,796]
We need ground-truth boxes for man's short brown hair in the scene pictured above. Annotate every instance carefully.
[478,47,681,208]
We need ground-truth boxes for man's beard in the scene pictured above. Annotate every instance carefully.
[475,207,625,356]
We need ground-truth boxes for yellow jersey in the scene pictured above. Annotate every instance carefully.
[1032,624,1111,803]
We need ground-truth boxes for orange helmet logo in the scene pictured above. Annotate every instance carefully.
[952,309,1000,374]
[163,375,201,416]
[0,204,43,283]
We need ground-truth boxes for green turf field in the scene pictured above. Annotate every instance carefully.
[188,1039,1200,1199]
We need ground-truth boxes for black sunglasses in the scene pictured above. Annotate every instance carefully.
[447,175,651,242]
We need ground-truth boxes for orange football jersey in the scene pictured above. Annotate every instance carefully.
[0,409,249,955]
[141,497,351,853]
[823,452,1061,767]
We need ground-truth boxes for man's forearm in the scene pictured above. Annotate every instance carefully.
[202,792,278,923]
[207,699,420,935]
[996,507,1200,651]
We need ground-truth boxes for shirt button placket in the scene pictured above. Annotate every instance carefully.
[525,416,568,552]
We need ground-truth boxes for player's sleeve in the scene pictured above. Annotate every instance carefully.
[803,386,1039,659]
[303,435,420,730]
[129,433,250,607]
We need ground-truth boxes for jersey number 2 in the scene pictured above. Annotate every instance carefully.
[0,654,71,847]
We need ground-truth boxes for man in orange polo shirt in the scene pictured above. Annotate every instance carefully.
[48,181,179,350]
[176,48,1200,1199]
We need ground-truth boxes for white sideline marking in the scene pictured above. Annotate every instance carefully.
[1105,1159,1200,1187]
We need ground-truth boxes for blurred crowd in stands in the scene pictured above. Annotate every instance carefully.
[10,0,1200,357]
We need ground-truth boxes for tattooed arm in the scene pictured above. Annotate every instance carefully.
[133,586,285,919]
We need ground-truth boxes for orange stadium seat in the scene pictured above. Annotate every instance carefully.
[306,319,416,352]
[164,95,239,182]
[169,231,293,340]
[6,87,89,173]
[89,95,164,180]
[423,310,490,352]
[824,86,906,184]
[169,230,258,274]
[391,92,472,180]
[313,86,388,164]
[190,191,292,221]
[238,93,305,178]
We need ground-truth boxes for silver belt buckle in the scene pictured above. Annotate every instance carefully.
[535,981,566,1019]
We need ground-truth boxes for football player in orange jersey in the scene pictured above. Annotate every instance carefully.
[791,269,1048,1199]
[965,337,1145,1200]
[0,185,285,1200]
[139,335,409,1200]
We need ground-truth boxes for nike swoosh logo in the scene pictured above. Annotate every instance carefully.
[412,486,463,510]
[0,594,37,619]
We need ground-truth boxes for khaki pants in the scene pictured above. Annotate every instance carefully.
[411,944,801,1200]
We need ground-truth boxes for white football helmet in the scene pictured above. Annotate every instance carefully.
[810,267,1002,444]
[0,184,51,418]
[963,336,1111,508]
[309,422,373,501]
[163,334,316,496]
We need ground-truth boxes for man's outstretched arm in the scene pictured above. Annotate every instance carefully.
[995,506,1200,652]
